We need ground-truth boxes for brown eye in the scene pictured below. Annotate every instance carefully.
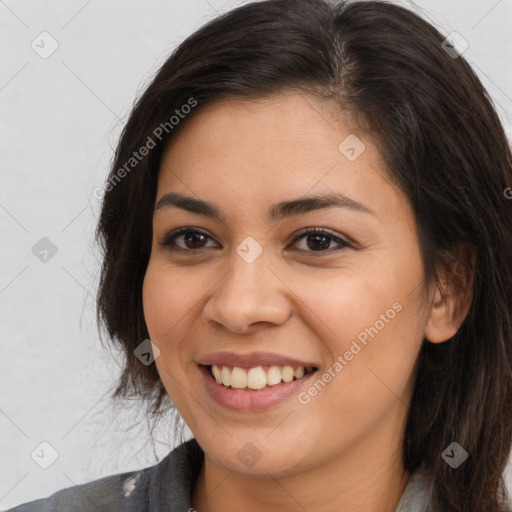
[160,228,218,251]
[181,232,208,249]
[159,226,352,255]
[290,228,352,254]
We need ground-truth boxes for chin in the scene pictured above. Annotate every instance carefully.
[200,431,317,478]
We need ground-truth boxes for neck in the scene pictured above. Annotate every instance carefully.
[192,423,411,512]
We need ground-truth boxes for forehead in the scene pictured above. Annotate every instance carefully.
[162,92,348,165]
[156,92,410,223]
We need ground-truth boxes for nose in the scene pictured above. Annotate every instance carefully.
[202,248,291,335]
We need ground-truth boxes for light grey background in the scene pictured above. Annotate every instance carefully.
[1,0,511,509]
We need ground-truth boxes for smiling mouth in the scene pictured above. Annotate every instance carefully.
[205,364,318,391]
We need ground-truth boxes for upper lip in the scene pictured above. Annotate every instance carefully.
[196,351,319,369]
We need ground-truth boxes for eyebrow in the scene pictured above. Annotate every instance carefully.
[154,191,375,221]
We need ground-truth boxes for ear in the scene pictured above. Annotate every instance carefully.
[424,242,476,344]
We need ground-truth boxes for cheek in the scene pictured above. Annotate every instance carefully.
[142,261,200,344]
[288,261,423,355]
[142,265,191,387]
[142,265,170,342]
[291,249,426,394]
[142,262,202,413]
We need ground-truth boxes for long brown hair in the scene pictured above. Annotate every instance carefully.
[95,1,512,509]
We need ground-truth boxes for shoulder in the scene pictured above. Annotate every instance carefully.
[395,466,434,512]
[5,438,204,512]
[395,466,511,512]
[6,466,154,512]
[4,466,148,512]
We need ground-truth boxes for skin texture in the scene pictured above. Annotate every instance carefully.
[142,91,470,512]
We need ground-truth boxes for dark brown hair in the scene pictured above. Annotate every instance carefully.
[95,1,512,510]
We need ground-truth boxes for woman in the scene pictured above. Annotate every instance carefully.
[8,0,512,510]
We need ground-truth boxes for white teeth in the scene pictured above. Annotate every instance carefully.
[210,364,312,390]
[230,367,248,389]
[266,366,282,386]
[294,367,305,379]
[221,366,231,387]
[247,367,267,389]
[212,364,222,384]
[281,366,294,383]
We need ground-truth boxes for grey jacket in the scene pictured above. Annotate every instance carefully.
[7,438,433,511]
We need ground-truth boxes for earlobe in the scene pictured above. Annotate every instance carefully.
[424,287,462,343]
[424,243,476,344]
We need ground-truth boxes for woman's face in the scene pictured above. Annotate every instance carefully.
[143,91,434,477]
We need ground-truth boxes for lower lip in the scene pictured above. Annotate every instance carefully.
[199,365,318,412]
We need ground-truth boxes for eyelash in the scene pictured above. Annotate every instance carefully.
[159,226,353,255]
